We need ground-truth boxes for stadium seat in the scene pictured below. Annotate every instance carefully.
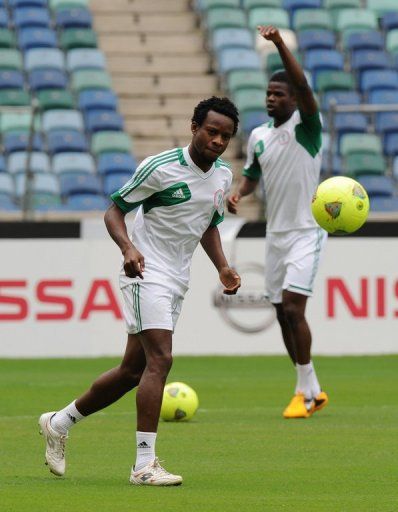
[0,70,24,89]
[103,172,132,196]
[344,31,384,52]
[206,8,247,31]
[36,89,74,110]
[9,0,48,7]
[0,173,14,197]
[376,113,398,137]
[321,153,343,176]
[283,0,322,13]
[248,8,290,30]
[33,192,62,210]
[351,50,392,73]
[380,12,398,32]
[233,88,266,114]
[370,196,398,212]
[0,49,23,70]
[321,90,361,110]
[334,9,377,33]
[266,50,301,74]
[315,70,355,92]
[293,9,332,32]
[28,69,68,90]
[344,153,385,177]
[49,0,90,8]
[198,0,240,9]
[42,109,84,133]
[211,27,253,52]
[0,89,30,105]
[334,113,367,136]
[227,69,267,93]
[85,110,124,133]
[324,0,361,9]
[357,175,394,197]
[18,27,57,50]
[297,29,336,51]
[47,130,88,154]
[52,152,95,175]
[386,30,398,55]
[360,70,398,93]
[24,48,65,72]
[0,194,19,211]
[340,133,382,156]
[63,193,108,211]
[304,49,344,76]
[0,155,5,172]
[59,172,102,196]
[71,70,111,92]
[367,0,397,17]
[369,90,398,105]
[217,48,261,74]
[13,7,51,28]
[55,7,93,29]
[7,151,50,174]
[91,131,132,156]
[78,89,118,112]
[384,133,398,157]
[0,112,39,133]
[66,48,106,71]
[241,110,270,135]
[97,152,137,176]
[59,28,97,50]
[0,29,16,48]
[0,8,9,28]
[15,172,59,198]
[242,0,281,7]
[3,132,44,153]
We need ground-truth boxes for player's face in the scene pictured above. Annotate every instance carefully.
[266,81,296,121]
[191,110,235,164]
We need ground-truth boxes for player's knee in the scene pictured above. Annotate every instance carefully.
[148,352,173,376]
[283,302,304,325]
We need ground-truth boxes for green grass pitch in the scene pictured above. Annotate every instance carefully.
[1,356,397,512]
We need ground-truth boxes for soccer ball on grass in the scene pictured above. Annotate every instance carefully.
[160,382,199,421]
[311,176,369,235]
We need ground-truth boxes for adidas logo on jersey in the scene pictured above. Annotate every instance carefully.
[171,188,185,199]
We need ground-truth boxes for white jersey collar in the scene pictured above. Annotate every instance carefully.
[183,146,216,179]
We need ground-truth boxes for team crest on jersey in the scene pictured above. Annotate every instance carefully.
[278,130,290,145]
[214,189,224,216]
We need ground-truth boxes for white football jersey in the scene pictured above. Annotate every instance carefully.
[111,146,232,295]
[243,109,322,233]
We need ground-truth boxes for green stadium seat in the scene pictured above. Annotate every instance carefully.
[33,192,62,210]
[344,153,386,177]
[91,131,132,156]
[0,29,16,48]
[334,9,377,32]
[0,49,23,70]
[248,7,289,30]
[340,133,382,157]
[233,88,266,114]
[206,8,247,31]
[386,30,398,55]
[227,69,267,93]
[324,0,360,9]
[0,89,30,106]
[243,0,282,8]
[293,9,332,32]
[36,89,74,110]
[50,0,89,10]
[71,70,112,92]
[200,0,240,9]
[266,50,301,74]
[60,28,97,50]
[0,112,40,133]
[315,71,355,92]
[367,0,398,17]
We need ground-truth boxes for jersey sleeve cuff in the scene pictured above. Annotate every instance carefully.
[111,191,139,213]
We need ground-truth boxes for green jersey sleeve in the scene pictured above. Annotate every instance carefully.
[242,131,262,181]
[295,110,322,158]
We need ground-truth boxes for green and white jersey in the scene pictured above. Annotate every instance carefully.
[243,109,322,233]
[111,146,232,295]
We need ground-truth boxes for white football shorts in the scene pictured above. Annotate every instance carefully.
[265,227,327,304]
[121,281,184,334]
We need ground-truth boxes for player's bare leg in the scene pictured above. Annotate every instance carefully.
[274,302,297,364]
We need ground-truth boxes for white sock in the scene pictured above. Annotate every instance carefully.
[295,361,321,400]
[135,431,157,471]
[51,400,85,434]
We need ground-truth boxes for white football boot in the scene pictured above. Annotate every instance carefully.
[39,412,68,476]
[130,457,182,486]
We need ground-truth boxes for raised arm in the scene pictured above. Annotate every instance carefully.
[258,25,318,115]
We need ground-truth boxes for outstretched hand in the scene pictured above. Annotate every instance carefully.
[257,25,283,45]
[219,267,241,295]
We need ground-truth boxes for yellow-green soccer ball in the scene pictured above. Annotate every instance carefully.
[160,382,199,421]
[311,176,369,235]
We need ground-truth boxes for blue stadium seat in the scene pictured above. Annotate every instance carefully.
[28,69,68,90]
[3,132,44,153]
[0,172,14,197]
[52,152,95,175]
[321,90,361,110]
[0,70,24,89]
[369,90,398,104]
[66,48,106,71]
[63,193,108,211]
[297,29,336,51]
[217,48,261,74]
[0,154,5,172]
[13,7,51,28]
[0,194,20,211]
[381,12,398,32]
[241,110,270,135]
[78,89,118,112]
[360,70,398,93]
[345,31,384,52]
[103,172,132,196]
[304,49,344,78]
[211,28,253,52]
[282,0,322,21]
[321,154,343,176]
[376,112,398,136]
[85,110,124,133]
[33,192,62,210]
[60,172,102,196]
[9,0,47,7]
[47,130,88,154]
[351,50,392,73]
[97,152,137,175]
[384,133,398,156]
[42,109,84,133]
[25,48,65,72]
[0,8,9,27]
[370,196,398,212]
[334,113,367,136]
[357,175,394,197]
[7,151,50,174]
[55,7,93,29]
[15,172,59,198]
[18,27,57,50]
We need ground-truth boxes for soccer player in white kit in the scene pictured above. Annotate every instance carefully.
[228,26,329,419]
[39,97,241,485]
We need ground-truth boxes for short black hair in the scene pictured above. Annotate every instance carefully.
[269,69,294,94]
[192,96,239,135]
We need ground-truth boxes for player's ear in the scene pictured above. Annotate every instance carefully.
[191,121,199,135]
